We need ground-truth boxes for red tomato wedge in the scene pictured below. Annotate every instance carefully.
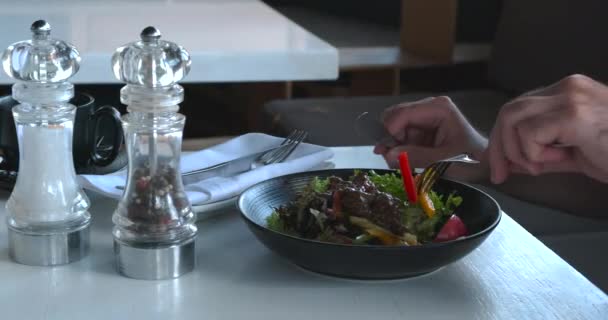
[434,215,468,242]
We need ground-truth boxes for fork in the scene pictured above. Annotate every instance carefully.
[254,129,308,168]
[415,153,479,194]
[114,129,308,190]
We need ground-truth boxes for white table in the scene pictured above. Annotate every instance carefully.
[0,0,338,84]
[0,146,606,319]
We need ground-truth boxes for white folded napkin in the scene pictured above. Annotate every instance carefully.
[78,133,334,205]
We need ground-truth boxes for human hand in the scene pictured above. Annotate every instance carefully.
[374,96,488,182]
[488,74,608,184]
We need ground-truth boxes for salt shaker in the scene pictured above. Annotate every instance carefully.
[111,26,197,279]
[2,20,90,265]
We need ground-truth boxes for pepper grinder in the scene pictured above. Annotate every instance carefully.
[2,20,90,265]
[111,26,197,279]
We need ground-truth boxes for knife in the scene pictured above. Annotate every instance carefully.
[354,112,400,148]
[115,144,289,190]
[181,144,287,184]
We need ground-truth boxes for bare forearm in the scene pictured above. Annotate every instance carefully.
[477,173,608,218]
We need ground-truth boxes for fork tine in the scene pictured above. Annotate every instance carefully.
[280,130,299,145]
[426,162,449,190]
[265,130,307,164]
[418,169,432,193]
[419,163,439,193]
[420,162,451,194]
[260,134,297,164]
[433,162,450,185]
[416,162,439,191]
[264,143,295,165]
[258,130,300,163]
[415,165,427,191]
[412,152,480,196]
[259,143,291,163]
[273,131,307,163]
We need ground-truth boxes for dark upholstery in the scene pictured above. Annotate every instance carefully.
[488,0,608,93]
[263,90,509,146]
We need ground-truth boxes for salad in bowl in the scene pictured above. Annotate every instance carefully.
[267,170,468,246]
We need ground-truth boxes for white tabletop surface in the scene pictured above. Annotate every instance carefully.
[0,0,338,84]
[0,146,606,319]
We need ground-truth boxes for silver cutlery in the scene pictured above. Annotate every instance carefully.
[416,153,479,194]
[354,112,399,148]
[254,130,308,169]
[115,129,308,190]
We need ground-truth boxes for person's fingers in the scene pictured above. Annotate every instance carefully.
[404,127,431,146]
[525,148,603,178]
[373,144,388,155]
[498,95,563,172]
[533,158,579,174]
[383,97,453,139]
[519,81,566,98]
[490,95,562,180]
[519,74,597,98]
[374,126,430,154]
[515,111,576,164]
[536,145,571,163]
[508,162,529,174]
[381,96,436,122]
[507,156,570,176]
[382,153,398,169]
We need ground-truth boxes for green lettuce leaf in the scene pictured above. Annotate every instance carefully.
[310,176,329,193]
[367,170,407,203]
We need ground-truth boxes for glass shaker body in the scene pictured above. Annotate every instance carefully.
[113,109,195,245]
[2,20,90,266]
[7,100,90,233]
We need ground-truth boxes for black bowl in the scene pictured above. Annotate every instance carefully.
[238,169,501,280]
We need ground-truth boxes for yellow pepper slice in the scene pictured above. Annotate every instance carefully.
[350,216,402,245]
[419,192,436,218]
[365,228,402,245]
